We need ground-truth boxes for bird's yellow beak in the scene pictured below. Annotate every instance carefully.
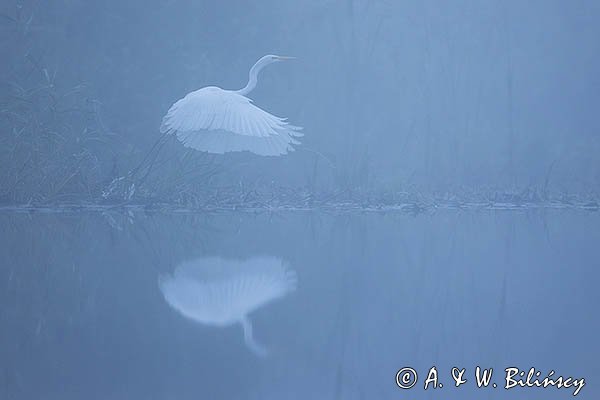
[275,56,296,61]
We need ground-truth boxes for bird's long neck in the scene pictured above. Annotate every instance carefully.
[235,60,266,96]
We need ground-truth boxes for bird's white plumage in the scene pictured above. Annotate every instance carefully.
[161,87,302,156]
[159,256,297,356]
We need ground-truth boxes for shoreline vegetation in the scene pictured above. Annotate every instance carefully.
[1,5,598,213]
[0,56,600,213]
[1,187,598,213]
[3,67,596,213]
[1,59,598,213]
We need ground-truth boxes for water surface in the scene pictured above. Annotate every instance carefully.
[0,210,598,399]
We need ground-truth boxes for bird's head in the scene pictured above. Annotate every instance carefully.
[271,55,296,61]
[242,54,297,94]
[259,54,296,67]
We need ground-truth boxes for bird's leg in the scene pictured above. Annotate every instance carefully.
[240,316,268,357]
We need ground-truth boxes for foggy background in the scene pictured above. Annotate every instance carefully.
[1,3,599,398]
[1,0,599,202]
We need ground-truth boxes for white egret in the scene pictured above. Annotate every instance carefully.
[160,55,303,156]
[159,256,297,356]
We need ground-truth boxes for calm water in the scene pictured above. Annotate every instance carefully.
[0,210,598,399]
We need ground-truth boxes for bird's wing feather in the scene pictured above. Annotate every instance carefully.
[160,87,302,156]
[161,87,301,138]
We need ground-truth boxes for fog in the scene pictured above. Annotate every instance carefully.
[2,1,599,203]
[0,2,598,399]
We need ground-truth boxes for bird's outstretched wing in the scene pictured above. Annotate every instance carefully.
[160,87,303,156]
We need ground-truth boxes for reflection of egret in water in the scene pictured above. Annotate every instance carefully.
[159,256,297,356]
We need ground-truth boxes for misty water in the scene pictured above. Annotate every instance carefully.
[1,209,598,399]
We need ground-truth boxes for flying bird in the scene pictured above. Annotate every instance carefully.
[160,55,303,156]
[159,256,297,357]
